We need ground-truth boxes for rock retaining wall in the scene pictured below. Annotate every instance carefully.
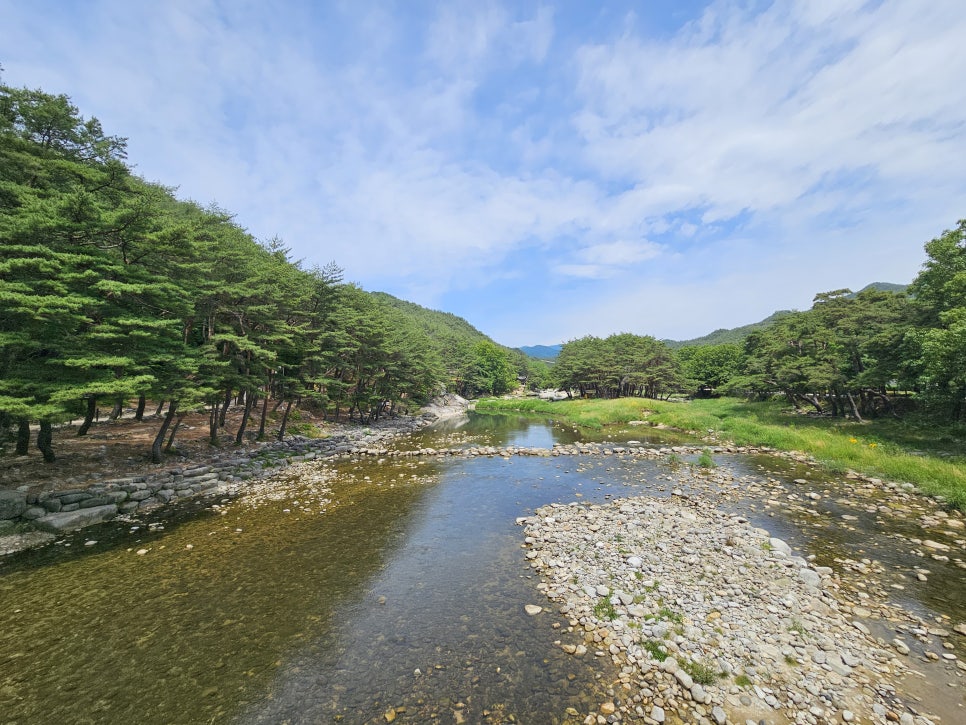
[0,416,428,546]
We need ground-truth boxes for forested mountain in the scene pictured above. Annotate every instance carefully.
[370,292,553,397]
[518,344,563,360]
[664,311,797,349]
[851,282,908,296]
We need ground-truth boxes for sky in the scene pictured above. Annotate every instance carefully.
[2,0,965,347]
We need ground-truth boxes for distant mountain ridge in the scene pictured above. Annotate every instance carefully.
[517,344,563,359]
[663,310,796,349]
[520,282,908,358]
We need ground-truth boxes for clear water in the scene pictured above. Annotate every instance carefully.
[0,412,962,724]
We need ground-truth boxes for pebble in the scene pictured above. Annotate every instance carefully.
[521,495,940,725]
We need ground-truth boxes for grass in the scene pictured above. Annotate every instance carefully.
[681,658,722,686]
[593,598,618,621]
[641,639,669,662]
[476,396,966,510]
[733,674,752,688]
[657,606,684,624]
[697,448,716,468]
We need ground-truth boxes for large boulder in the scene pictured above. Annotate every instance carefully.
[34,504,118,533]
[420,394,470,421]
[0,490,27,520]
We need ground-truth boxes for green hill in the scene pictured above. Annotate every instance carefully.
[664,310,797,349]
[369,292,497,348]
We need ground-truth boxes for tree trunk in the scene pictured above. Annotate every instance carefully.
[165,414,183,453]
[257,392,270,440]
[801,394,824,413]
[218,388,232,427]
[209,403,219,446]
[15,418,30,455]
[134,394,146,421]
[36,421,55,463]
[155,399,166,416]
[78,396,97,436]
[235,392,255,444]
[151,400,179,463]
[109,398,123,420]
[277,399,293,441]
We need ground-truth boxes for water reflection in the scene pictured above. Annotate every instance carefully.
[1,416,963,725]
[240,455,656,724]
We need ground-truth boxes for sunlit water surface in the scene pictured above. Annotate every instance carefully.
[0,412,962,724]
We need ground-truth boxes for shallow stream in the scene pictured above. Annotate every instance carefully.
[0,413,962,724]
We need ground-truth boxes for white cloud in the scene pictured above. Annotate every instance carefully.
[1,0,963,345]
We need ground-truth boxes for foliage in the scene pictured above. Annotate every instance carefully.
[697,449,715,468]
[476,397,966,510]
[734,288,910,419]
[903,221,966,419]
[593,598,619,621]
[641,639,669,662]
[0,80,484,460]
[676,343,745,393]
[680,658,722,686]
[553,333,681,399]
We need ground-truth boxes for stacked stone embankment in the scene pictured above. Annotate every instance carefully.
[0,416,428,551]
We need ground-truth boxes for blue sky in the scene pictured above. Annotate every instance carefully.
[2,0,965,347]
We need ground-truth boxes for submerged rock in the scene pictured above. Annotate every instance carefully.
[33,504,118,533]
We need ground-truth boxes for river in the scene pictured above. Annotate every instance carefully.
[0,412,962,724]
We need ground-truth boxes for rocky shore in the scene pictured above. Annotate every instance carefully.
[0,402,464,555]
[519,495,961,725]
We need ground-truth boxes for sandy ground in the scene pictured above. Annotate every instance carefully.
[0,404,335,495]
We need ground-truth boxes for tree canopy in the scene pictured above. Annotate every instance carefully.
[0,81,512,462]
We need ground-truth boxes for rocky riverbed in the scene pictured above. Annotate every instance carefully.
[519,494,963,725]
[0,403,461,555]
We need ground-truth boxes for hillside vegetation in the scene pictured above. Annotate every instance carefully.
[0,82,523,463]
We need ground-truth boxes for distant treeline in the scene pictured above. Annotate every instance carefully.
[548,222,966,423]
[0,81,546,462]
[2,81,963,467]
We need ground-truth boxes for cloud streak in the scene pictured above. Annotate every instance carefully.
[2,0,964,346]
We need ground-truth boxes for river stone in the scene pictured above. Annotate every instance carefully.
[799,568,821,588]
[79,495,114,509]
[0,490,27,520]
[34,504,118,533]
[769,537,792,556]
[651,705,666,723]
[21,506,46,520]
[58,492,91,504]
[524,604,542,615]
[42,498,63,512]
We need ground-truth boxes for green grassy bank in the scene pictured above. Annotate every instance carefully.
[476,397,966,510]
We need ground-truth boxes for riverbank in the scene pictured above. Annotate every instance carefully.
[520,495,962,725]
[0,396,470,555]
[475,397,966,511]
